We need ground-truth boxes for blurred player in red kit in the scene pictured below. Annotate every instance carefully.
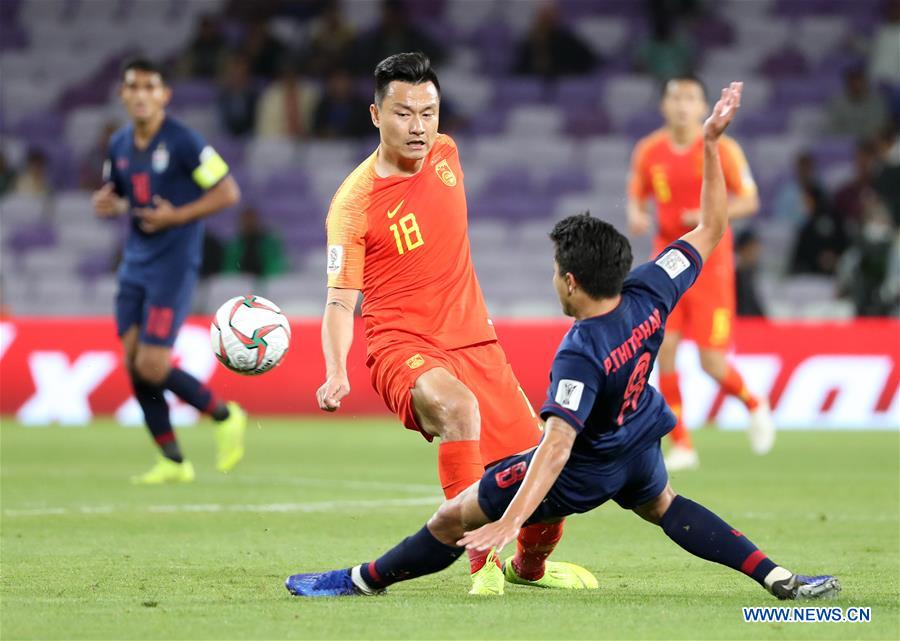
[627,75,775,471]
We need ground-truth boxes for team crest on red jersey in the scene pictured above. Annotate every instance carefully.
[435,159,456,187]
[406,354,425,369]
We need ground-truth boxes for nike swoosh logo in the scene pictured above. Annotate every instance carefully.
[387,200,404,219]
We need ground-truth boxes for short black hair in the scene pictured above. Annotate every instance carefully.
[550,213,633,299]
[661,73,707,100]
[121,57,167,84]
[373,52,440,105]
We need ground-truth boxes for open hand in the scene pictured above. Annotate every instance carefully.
[703,81,743,141]
[135,196,183,233]
[457,517,521,553]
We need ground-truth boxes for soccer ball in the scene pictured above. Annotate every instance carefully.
[211,295,291,375]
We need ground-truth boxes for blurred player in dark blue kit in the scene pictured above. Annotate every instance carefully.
[92,58,247,484]
[285,82,840,600]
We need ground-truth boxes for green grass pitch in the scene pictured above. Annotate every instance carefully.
[1,417,898,640]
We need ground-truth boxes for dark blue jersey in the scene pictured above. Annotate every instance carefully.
[103,115,229,280]
[538,240,702,511]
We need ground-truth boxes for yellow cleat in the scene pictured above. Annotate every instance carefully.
[131,457,195,485]
[468,550,505,596]
[504,557,599,589]
[215,402,247,473]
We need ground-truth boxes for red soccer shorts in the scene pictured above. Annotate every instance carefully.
[368,339,542,466]
[665,256,735,349]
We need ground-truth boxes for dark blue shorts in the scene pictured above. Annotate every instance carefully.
[477,441,669,524]
[115,271,198,347]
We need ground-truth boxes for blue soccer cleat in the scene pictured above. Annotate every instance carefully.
[771,574,841,600]
[285,569,360,597]
[285,566,385,597]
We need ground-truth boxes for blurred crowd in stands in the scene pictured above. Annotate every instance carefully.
[1,0,898,317]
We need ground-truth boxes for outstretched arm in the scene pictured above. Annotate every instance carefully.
[457,417,577,552]
[680,81,743,262]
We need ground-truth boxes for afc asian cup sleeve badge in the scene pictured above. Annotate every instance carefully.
[151,144,170,173]
[435,159,457,187]
[326,245,343,275]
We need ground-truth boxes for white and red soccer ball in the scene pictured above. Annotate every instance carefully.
[211,295,291,375]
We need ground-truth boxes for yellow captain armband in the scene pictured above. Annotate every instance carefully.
[192,146,229,189]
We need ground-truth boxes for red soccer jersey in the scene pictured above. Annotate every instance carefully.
[325,134,496,357]
[628,129,757,273]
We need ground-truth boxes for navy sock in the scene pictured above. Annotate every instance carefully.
[132,377,182,463]
[163,368,228,420]
[359,526,465,590]
[660,495,777,586]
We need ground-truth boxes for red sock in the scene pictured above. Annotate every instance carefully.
[437,440,495,573]
[719,365,759,411]
[512,521,564,580]
[660,371,692,448]
[467,548,501,573]
[438,440,482,499]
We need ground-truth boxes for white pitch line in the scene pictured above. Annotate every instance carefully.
[219,475,439,493]
[3,496,441,518]
[4,501,897,524]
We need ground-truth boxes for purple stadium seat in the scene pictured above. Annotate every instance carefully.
[563,105,611,137]
[265,170,311,197]
[471,194,557,220]
[207,136,245,167]
[12,110,64,142]
[482,167,542,199]
[77,252,114,280]
[573,0,643,17]
[776,0,869,16]
[810,137,855,168]
[774,0,831,17]
[493,78,547,108]
[545,169,591,194]
[460,110,508,136]
[0,23,28,50]
[757,47,810,77]
[690,12,736,47]
[281,224,326,251]
[554,75,605,106]
[623,110,662,141]
[0,0,23,20]
[732,110,788,137]
[257,195,324,224]
[772,76,841,106]
[814,50,866,76]
[169,81,219,110]
[8,222,57,254]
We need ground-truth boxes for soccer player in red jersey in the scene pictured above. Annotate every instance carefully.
[627,75,775,471]
[315,52,594,594]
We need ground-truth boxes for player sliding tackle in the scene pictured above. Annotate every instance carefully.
[286,82,840,600]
